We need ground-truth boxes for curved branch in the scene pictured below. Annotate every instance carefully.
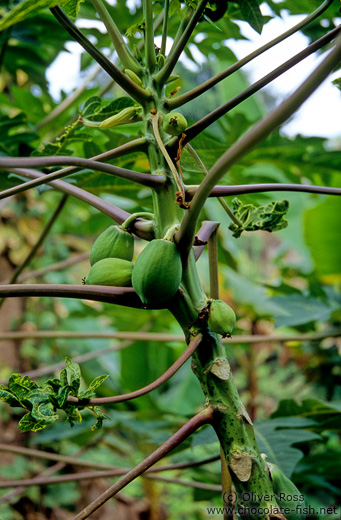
[68,334,202,405]
[0,154,165,191]
[1,167,132,228]
[167,0,335,109]
[176,36,341,256]
[186,183,341,199]
[193,220,220,261]
[0,284,143,308]
[50,6,150,103]
[154,0,208,84]
[184,26,341,143]
[73,407,214,519]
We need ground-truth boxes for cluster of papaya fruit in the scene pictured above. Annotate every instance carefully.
[83,225,183,306]
[84,225,236,337]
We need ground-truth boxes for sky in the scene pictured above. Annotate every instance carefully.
[46,7,341,140]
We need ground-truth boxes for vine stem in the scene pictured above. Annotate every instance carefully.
[0,154,165,192]
[67,334,202,405]
[186,183,341,198]
[50,6,150,103]
[72,407,214,519]
[176,36,341,256]
[166,0,335,109]
[91,0,141,73]
[0,194,68,310]
[183,26,341,143]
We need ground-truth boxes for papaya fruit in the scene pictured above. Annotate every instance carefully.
[208,299,236,337]
[268,462,305,520]
[84,258,133,287]
[162,112,187,136]
[132,239,182,304]
[90,225,134,266]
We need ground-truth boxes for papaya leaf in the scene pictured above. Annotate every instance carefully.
[64,357,81,396]
[0,0,84,31]
[64,405,83,427]
[18,411,56,432]
[272,398,341,432]
[90,407,111,431]
[7,374,38,402]
[79,374,109,399]
[57,384,74,407]
[254,417,320,477]
[0,386,22,407]
[235,0,265,34]
[62,0,85,19]
[228,198,289,238]
[31,120,91,156]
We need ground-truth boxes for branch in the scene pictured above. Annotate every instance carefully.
[184,26,341,142]
[160,0,169,56]
[154,0,208,84]
[186,144,242,226]
[0,284,143,308]
[144,0,156,70]
[186,183,341,198]
[72,407,214,519]
[67,334,202,405]
[1,252,90,285]
[0,443,219,474]
[176,36,341,256]
[91,0,141,73]
[0,154,165,191]
[167,0,335,109]
[193,220,220,261]
[0,339,135,384]
[1,330,339,344]
[50,6,150,103]
[0,467,221,492]
[208,227,219,300]
[0,167,132,229]
[0,194,68,309]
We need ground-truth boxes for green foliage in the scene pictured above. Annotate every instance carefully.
[228,197,289,238]
[0,358,110,432]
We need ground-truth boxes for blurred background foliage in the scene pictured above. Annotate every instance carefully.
[0,0,340,518]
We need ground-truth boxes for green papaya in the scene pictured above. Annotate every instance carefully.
[90,225,134,266]
[162,112,187,136]
[132,239,182,305]
[208,299,236,337]
[84,258,133,287]
[268,462,305,520]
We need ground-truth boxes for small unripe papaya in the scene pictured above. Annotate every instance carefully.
[132,239,182,305]
[90,225,134,266]
[84,258,133,287]
[208,299,236,337]
[268,463,305,520]
[162,112,187,136]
